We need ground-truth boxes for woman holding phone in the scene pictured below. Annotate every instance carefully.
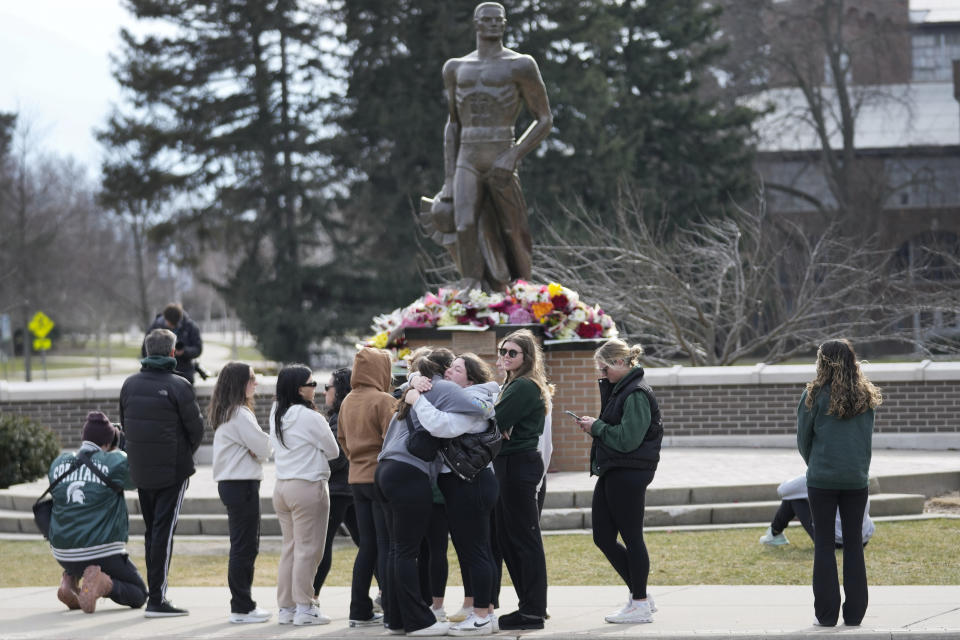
[575,339,662,625]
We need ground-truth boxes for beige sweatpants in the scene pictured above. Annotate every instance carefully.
[273,478,330,607]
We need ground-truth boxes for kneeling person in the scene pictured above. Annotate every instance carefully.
[48,411,147,613]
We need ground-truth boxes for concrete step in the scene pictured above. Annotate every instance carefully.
[538,492,926,531]
[2,492,926,536]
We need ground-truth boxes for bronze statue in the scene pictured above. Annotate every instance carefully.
[420,2,552,292]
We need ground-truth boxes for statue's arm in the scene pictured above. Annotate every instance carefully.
[494,55,552,174]
[441,59,461,197]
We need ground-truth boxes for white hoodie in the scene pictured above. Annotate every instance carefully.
[269,403,340,482]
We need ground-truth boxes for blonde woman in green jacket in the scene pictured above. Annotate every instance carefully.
[797,339,881,628]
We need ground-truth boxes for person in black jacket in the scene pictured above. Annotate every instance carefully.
[120,328,205,618]
[575,339,662,625]
[142,303,203,384]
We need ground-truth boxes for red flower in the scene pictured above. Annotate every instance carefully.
[550,294,569,310]
[576,322,603,339]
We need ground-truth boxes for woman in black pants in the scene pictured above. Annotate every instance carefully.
[210,362,273,623]
[312,367,363,599]
[493,329,551,630]
[575,339,661,625]
[797,339,880,627]
[410,352,502,635]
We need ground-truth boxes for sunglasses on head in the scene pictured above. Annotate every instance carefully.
[301,381,318,388]
[498,347,520,358]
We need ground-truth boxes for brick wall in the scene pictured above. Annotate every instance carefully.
[3,342,959,472]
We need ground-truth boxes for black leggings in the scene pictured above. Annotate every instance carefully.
[218,479,261,614]
[439,468,499,609]
[808,486,869,626]
[314,494,361,596]
[591,467,656,600]
[375,459,437,633]
[771,498,815,540]
[349,483,389,621]
[418,503,449,604]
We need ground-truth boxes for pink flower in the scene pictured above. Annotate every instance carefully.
[508,307,534,324]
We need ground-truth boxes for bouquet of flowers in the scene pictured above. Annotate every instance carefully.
[364,281,617,348]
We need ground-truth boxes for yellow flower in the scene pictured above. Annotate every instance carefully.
[547,282,564,298]
[397,347,412,361]
[370,331,389,349]
[531,301,553,321]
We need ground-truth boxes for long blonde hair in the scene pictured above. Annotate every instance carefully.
[804,339,882,419]
[498,329,553,402]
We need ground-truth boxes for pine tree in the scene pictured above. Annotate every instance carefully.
[102,0,341,361]
[510,0,759,223]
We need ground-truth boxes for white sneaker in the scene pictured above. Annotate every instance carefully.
[229,607,272,623]
[617,590,657,614]
[431,606,448,622]
[490,613,498,633]
[759,526,789,546]
[349,612,384,627]
[604,600,653,624]
[277,607,295,625]
[373,593,384,614]
[449,613,493,636]
[294,604,331,626]
[448,606,472,623]
[407,620,450,636]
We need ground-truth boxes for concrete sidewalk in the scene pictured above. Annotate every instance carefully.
[2,585,959,639]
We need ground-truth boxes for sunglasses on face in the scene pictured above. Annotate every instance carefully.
[498,348,520,358]
[324,384,332,391]
[301,381,318,388]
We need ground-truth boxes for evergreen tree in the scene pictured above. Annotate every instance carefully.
[102,0,341,361]
[325,0,473,308]
[510,0,759,223]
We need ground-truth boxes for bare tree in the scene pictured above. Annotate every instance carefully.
[533,188,939,365]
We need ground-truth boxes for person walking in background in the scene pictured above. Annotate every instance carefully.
[210,362,272,624]
[492,329,551,630]
[120,328,204,617]
[575,339,662,625]
[798,339,881,627]
[312,367,363,601]
[336,347,396,627]
[142,303,203,384]
[269,364,340,626]
[759,474,875,548]
[46,411,147,614]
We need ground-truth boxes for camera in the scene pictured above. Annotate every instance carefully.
[195,363,210,381]
[111,422,127,452]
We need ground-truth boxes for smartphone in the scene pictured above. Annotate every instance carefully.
[564,410,581,420]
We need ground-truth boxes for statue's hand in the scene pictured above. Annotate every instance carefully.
[437,183,453,203]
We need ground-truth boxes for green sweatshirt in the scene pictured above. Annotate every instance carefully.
[797,386,873,490]
[589,380,652,476]
[496,377,545,456]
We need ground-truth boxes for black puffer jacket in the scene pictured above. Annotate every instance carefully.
[143,313,203,384]
[119,357,205,489]
[327,411,352,497]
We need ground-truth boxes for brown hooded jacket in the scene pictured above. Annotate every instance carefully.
[338,347,396,483]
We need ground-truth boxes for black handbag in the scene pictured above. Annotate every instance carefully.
[439,418,502,482]
[32,451,124,539]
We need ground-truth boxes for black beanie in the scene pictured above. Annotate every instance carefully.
[82,411,117,447]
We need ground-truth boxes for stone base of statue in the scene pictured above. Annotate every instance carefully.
[364,282,617,472]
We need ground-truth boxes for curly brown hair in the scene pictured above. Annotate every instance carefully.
[804,339,882,419]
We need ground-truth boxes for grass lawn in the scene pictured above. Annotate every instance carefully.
[3,519,958,588]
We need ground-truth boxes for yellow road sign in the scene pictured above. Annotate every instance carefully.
[33,337,52,351]
[29,311,55,338]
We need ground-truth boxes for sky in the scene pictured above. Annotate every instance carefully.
[0,0,134,174]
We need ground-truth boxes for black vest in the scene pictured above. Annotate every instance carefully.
[590,367,663,475]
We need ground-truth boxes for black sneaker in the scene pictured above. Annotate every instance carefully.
[497,610,544,630]
[144,599,189,617]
